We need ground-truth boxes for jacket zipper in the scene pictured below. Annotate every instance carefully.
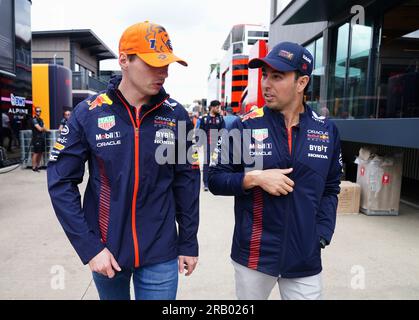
[132,106,141,267]
[116,91,168,268]
[134,101,167,267]
[279,126,297,274]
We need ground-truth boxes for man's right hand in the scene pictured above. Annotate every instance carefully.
[88,248,121,278]
[243,168,295,196]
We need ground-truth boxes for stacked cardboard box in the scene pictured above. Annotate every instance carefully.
[337,181,361,214]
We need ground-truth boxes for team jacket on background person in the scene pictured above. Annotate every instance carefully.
[47,76,200,269]
[208,105,342,278]
[197,114,225,148]
[198,113,225,133]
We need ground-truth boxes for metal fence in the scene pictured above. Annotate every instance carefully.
[20,130,60,168]
[72,72,108,92]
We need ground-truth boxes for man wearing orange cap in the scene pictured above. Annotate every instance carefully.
[48,22,200,300]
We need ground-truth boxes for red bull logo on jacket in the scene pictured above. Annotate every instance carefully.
[242,108,264,122]
[88,94,113,111]
[307,129,330,143]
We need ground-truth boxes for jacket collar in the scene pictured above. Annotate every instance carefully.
[265,103,310,128]
[107,75,170,111]
[105,75,170,126]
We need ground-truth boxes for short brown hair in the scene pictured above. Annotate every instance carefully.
[295,70,310,94]
[127,54,137,62]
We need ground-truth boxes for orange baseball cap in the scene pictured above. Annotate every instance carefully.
[119,21,188,67]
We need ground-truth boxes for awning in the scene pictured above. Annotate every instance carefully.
[32,29,117,60]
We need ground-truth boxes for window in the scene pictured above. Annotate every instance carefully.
[232,26,244,43]
[328,23,350,118]
[305,41,315,105]
[347,24,373,118]
[377,0,419,118]
[248,39,258,46]
[248,31,269,38]
[304,38,326,116]
[233,43,243,54]
[315,37,324,69]
[33,58,64,66]
[327,18,376,120]
[248,31,262,37]
[0,0,14,75]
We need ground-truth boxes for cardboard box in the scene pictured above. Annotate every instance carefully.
[337,181,361,214]
[355,148,403,216]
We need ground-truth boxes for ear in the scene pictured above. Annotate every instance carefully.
[119,53,129,71]
[297,75,310,94]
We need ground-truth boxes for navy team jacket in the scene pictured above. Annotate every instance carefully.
[196,114,225,155]
[209,105,342,278]
[47,76,200,268]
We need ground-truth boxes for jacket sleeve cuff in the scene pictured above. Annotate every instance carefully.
[178,243,199,257]
[316,224,333,245]
[232,172,251,196]
[73,232,106,265]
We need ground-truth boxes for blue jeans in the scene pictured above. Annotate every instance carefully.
[92,258,178,300]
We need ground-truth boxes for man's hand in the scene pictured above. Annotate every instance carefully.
[243,168,295,196]
[88,248,121,278]
[178,256,198,277]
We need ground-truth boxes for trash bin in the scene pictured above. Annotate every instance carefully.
[355,147,403,216]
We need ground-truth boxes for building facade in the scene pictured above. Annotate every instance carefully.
[270,0,419,200]
[207,63,220,104]
[0,0,32,167]
[32,30,117,106]
[219,24,269,114]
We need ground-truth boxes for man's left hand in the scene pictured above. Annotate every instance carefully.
[178,256,198,276]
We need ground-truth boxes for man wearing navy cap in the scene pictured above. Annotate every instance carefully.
[209,42,342,300]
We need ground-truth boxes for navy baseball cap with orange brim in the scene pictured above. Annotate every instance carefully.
[249,42,313,76]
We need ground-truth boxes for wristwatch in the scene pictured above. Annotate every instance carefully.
[320,238,327,249]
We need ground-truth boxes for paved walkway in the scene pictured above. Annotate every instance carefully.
[0,168,418,300]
